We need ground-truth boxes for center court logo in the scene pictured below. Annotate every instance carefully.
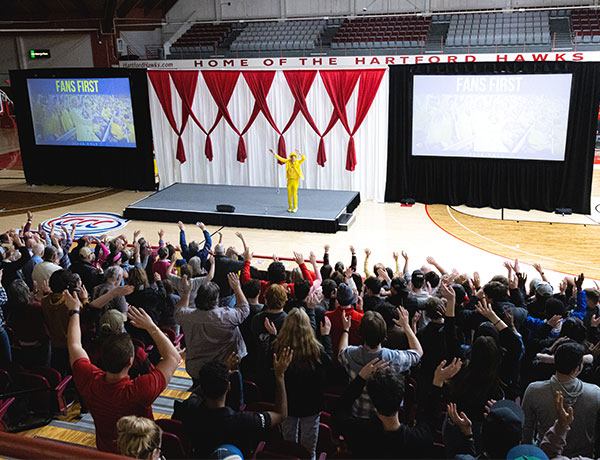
[41,212,128,238]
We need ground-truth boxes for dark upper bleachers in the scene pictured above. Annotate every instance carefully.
[331,15,431,49]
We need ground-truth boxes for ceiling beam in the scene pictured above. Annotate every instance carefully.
[116,0,142,17]
[102,0,118,33]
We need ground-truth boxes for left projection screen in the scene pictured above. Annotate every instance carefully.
[27,77,136,148]
[411,74,573,161]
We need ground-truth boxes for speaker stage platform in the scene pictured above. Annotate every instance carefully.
[123,183,361,233]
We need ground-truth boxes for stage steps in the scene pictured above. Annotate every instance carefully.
[337,212,356,231]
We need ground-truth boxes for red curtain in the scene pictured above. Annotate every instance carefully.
[170,70,212,160]
[148,71,191,163]
[320,70,361,170]
[202,71,243,161]
[347,70,386,171]
[283,71,322,164]
[240,71,278,161]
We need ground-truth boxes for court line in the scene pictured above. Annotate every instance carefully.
[424,204,600,278]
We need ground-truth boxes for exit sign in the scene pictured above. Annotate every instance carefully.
[29,49,51,59]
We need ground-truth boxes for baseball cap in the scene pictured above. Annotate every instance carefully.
[535,282,553,297]
[79,247,93,259]
[336,283,355,306]
[99,309,127,335]
[506,444,548,460]
[390,277,409,294]
[411,269,425,284]
[210,444,244,460]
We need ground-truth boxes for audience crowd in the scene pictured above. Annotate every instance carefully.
[1,212,600,459]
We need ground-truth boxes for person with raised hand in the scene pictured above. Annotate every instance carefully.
[176,272,250,388]
[177,220,212,267]
[539,391,578,459]
[272,309,333,460]
[338,305,422,420]
[67,287,180,454]
[333,356,461,459]
[522,341,600,458]
[174,346,293,458]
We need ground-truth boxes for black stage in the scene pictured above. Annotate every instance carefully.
[123,183,361,233]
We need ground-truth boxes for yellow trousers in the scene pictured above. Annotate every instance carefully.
[287,179,299,212]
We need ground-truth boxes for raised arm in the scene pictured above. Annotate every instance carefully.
[66,291,89,366]
[270,149,288,163]
[268,347,293,426]
[426,256,448,276]
[127,306,180,383]
[394,306,424,356]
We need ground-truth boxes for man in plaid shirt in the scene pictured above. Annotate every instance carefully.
[338,306,422,419]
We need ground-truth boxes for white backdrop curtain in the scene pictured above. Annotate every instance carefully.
[147,69,389,201]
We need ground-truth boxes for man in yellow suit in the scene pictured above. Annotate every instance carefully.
[270,149,305,213]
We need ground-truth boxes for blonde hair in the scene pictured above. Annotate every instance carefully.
[117,416,162,459]
[273,308,322,372]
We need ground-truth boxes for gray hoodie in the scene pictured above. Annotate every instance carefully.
[522,375,600,458]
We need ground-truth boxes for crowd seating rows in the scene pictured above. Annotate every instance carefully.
[2,216,600,460]
[165,8,600,58]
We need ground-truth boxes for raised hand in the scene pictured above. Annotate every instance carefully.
[401,251,408,261]
[309,251,317,266]
[440,282,456,302]
[273,346,293,377]
[503,261,513,273]
[555,391,574,428]
[127,306,155,331]
[227,272,241,290]
[472,271,481,289]
[113,284,135,297]
[224,351,241,372]
[320,316,331,336]
[341,312,352,331]
[293,251,304,266]
[349,245,355,254]
[512,258,521,274]
[475,299,495,320]
[392,306,410,329]
[63,290,81,311]
[264,317,278,335]
[433,358,462,386]
[358,357,389,380]
[426,256,436,265]
[364,248,371,257]
[158,229,165,240]
[547,314,563,329]
[196,221,206,230]
[575,273,585,291]
[133,230,141,241]
[392,251,399,261]
[324,244,330,253]
[447,402,472,436]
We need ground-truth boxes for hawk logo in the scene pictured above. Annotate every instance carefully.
[41,212,128,238]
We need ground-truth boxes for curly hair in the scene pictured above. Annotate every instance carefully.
[273,308,322,372]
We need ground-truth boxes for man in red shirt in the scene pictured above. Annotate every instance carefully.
[65,290,180,453]
[326,283,364,359]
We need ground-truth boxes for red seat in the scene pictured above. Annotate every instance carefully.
[0,398,15,431]
[156,418,190,456]
[161,432,187,459]
[24,367,72,415]
[253,440,314,460]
